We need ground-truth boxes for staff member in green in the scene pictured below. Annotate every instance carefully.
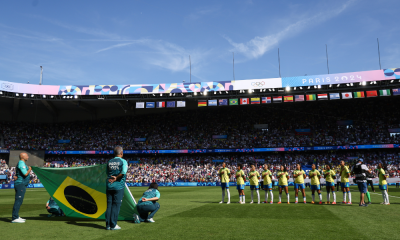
[105,146,128,230]
[133,183,161,224]
[12,152,31,223]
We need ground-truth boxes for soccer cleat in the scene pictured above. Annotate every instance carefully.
[269,201,273,204]
[367,202,372,205]
[133,214,140,224]
[319,201,322,205]
[147,218,155,223]
[384,203,390,205]
[359,204,368,207]
[277,202,282,204]
[227,201,230,204]
[304,201,307,204]
[332,202,337,205]
[258,202,260,204]
[311,201,315,204]
[219,201,224,204]
[262,201,268,203]
[250,201,254,204]
[341,201,346,204]
[295,201,298,204]
[111,225,121,230]
[325,202,330,204]
[347,202,352,205]
[11,218,25,223]
[287,202,290,204]
[18,217,26,221]
[240,202,246,204]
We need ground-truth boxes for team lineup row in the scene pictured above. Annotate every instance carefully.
[217,161,391,206]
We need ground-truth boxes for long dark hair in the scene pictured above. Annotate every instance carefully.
[149,182,158,190]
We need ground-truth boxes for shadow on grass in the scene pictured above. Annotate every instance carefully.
[66,221,105,229]
[0,215,105,223]
[189,201,214,203]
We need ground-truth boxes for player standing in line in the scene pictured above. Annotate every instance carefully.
[323,165,336,204]
[11,152,31,223]
[218,162,231,204]
[249,164,260,204]
[262,164,273,204]
[309,164,323,204]
[277,165,290,204]
[293,164,306,204]
[236,164,246,204]
[340,161,352,204]
[378,163,390,205]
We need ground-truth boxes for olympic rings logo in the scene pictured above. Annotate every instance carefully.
[1,83,14,91]
[251,81,265,87]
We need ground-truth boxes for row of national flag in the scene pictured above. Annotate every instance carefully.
[136,101,186,108]
[197,89,400,107]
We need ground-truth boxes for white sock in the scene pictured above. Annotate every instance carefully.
[312,194,315,202]
[227,189,230,202]
[319,193,322,201]
[279,193,282,202]
[385,191,390,203]
[295,197,298,202]
[343,192,346,202]
[269,190,273,202]
[243,195,245,202]
[327,192,330,202]
[256,190,260,203]
[348,192,352,203]
[265,191,268,202]
[287,193,290,202]
[251,190,254,201]
[222,190,225,202]
[240,195,242,202]
[333,191,336,202]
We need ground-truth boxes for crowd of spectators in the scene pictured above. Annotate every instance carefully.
[1,150,400,184]
[1,98,400,151]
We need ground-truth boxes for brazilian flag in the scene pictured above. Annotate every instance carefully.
[32,165,138,220]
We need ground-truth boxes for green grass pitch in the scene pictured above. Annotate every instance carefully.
[0,186,399,239]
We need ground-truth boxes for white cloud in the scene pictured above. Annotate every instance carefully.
[95,42,135,53]
[226,0,355,60]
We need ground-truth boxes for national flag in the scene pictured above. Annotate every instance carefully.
[240,98,249,105]
[31,165,137,220]
[146,102,155,108]
[219,99,228,106]
[379,89,391,96]
[198,100,207,107]
[261,97,271,103]
[393,88,400,96]
[208,99,217,106]
[177,101,186,107]
[284,96,293,102]
[295,95,304,102]
[273,96,282,103]
[317,94,328,100]
[342,92,352,99]
[251,97,260,104]
[306,94,316,101]
[329,93,340,100]
[366,90,377,97]
[136,102,144,108]
[229,99,238,105]
[156,101,165,108]
[167,101,175,108]
[353,91,365,98]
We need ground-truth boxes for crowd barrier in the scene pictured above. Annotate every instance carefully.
[1,178,399,189]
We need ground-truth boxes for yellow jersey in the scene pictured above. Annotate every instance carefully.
[277,171,288,186]
[249,171,260,185]
[293,170,305,184]
[340,166,350,183]
[324,170,335,183]
[218,168,230,183]
[262,170,272,184]
[236,170,245,185]
[378,168,387,185]
[309,169,321,185]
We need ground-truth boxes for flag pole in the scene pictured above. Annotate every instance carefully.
[189,55,191,83]
[377,38,382,70]
[326,44,330,74]
[278,48,281,78]
[233,52,235,80]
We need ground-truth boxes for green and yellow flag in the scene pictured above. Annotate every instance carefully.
[32,165,137,220]
[229,99,238,105]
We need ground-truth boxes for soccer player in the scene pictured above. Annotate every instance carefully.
[134,183,161,223]
[105,146,128,230]
[323,165,336,204]
[378,163,390,205]
[309,164,323,204]
[11,152,31,223]
[293,164,306,204]
[236,164,246,204]
[46,197,64,217]
[340,161,352,204]
[249,164,260,204]
[277,165,290,204]
[218,162,231,204]
[262,164,273,204]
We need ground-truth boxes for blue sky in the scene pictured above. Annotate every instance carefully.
[0,0,399,86]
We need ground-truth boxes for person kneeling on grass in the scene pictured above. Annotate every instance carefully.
[134,183,160,223]
[46,197,64,217]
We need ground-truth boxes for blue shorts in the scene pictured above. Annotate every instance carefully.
[311,185,320,191]
[250,185,259,190]
[341,182,350,188]
[379,184,387,190]
[279,185,288,188]
[357,182,368,193]
[263,183,272,189]
[236,184,245,190]
[221,183,229,189]
[326,182,335,187]
[294,183,305,190]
